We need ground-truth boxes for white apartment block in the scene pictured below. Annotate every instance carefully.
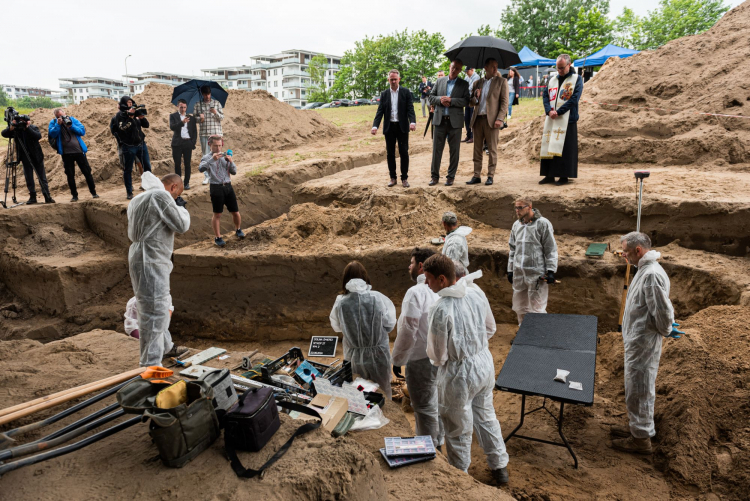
[123,72,194,94]
[2,84,55,100]
[202,49,341,108]
[59,77,127,105]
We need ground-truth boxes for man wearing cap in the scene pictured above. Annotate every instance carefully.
[441,211,472,268]
[193,86,224,185]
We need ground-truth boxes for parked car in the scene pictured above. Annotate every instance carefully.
[370,96,381,105]
[302,102,324,110]
[318,103,332,109]
[330,99,351,107]
[351,98,371,106]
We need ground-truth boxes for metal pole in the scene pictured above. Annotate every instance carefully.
[636,179,644,232]
[124,55,132,93]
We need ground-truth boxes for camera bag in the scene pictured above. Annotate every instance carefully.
[224,387,322,479]
[117,379,220,468]
[199,368,239,421]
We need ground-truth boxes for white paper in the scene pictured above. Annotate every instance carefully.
[569,381,583,391]
[554,369,570,383]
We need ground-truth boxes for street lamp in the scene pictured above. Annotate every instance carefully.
[124,55,132,93]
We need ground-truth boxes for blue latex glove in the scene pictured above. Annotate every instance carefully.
[668,322,684,339]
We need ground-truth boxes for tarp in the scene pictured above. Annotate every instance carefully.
[517,46,556,67]
[574,44,640,67]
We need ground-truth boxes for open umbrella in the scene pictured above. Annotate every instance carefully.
[171,80,228,113]
[444,36,521,70]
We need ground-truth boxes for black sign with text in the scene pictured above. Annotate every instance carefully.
[308,336,338,357]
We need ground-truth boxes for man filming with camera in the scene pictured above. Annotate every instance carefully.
[49,109,99,202]
[111,96,152,200]
[2,110,55,204]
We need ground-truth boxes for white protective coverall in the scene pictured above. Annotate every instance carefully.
[127,172,190,367]
[392,274,442,444]
[330,278,397,400]
[508,209,558,324]
[621,250,674,439]
[442,226,472,269]
[427,281,508,472]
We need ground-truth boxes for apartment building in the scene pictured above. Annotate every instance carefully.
[202,49,341,108]
[2,84,55,100]
[123,72,194,94]
[59,77,127,105]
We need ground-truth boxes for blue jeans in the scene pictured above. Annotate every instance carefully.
[122,142,152,195]
[508,92,515,117]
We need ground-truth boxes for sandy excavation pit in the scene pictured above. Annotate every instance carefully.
[2,3,750,498]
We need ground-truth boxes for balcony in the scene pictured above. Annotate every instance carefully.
[250,74,265,81]
[283,80,310,89]
[282,57,301,65]
[250,63,270,69]
[325,64,341,70]
[283,69,308,78]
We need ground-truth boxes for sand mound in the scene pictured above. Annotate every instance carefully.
[598,305,750,498]
[501,1,750,167]
[26,83,339,193]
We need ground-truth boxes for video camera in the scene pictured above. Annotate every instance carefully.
[119,101,147,118]
[4,107,31,128]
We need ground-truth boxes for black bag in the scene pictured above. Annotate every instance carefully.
[117,379,220,468]
[224,387,322,478]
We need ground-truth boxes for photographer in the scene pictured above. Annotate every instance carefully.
[169,99,198,190]
[2,114,54,204]
[48,109,99,202]
[111,96,152,200]
[199,135,244,247]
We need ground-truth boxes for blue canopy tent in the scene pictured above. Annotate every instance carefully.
[515,46,556,97]
[574,44,640,67]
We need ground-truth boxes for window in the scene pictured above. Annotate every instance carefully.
[275,81,278,87]
[274,92,278,97]
[302,90,305,95]
[274,69,277,76]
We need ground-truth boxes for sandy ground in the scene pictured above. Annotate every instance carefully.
[2,3,750,499]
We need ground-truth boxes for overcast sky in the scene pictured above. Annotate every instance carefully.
[3,0,743,91]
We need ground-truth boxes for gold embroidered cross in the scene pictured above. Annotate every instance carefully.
[554,128,564,140]
[544,131,551,142]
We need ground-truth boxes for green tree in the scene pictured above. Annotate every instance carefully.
[612,8,646,49]
[307,53,330,103]
[15,96,62,109]
[552,7,613,59]
[638,0,729,49]
[0,88,7,107]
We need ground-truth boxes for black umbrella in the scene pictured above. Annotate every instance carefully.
[444,36,521,70]
[171,80,228,113]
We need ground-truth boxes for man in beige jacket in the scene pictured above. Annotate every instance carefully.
[466,58,509,186]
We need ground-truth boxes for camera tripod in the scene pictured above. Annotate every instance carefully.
[2,133,51,209]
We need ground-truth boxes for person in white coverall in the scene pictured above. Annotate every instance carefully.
[330,261,396,400]
[441,211,472,268]
[423,254,509,485]
[508,198,558,325]
[392,247,443,446]
[611,232,678,455]
[127,172,190,367]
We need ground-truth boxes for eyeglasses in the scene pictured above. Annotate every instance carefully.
[513,205,528,211]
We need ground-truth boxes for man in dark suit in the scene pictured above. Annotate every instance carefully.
[372,70,417,187]
[428,59,470,186]
[370,70,417,188]
[169,99,199,189]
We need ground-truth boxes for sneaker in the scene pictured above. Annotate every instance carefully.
[184,183,191,190]
[126,193,133,200]
[611,436,653,455]
[485,176,494,186]
[202,172,210,185]
[214,236,226,247]
[235,229,245,239]
[92,193,100,199]
[466,177,481,185]
[539,176,555,185]
[70,196,78,202]
[491,467,509,485]
[164,345,189,359]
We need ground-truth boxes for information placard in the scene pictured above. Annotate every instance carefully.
[308,336,339,357]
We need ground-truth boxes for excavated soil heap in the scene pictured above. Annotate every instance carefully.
[25,84,339,193]
[500,1,750,167]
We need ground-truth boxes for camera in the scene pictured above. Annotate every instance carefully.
[133,104,147,118]
[61,116,72,127]
[4,107,30,128]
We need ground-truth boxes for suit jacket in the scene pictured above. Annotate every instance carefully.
[372,86,417,134]
[169,112,198,148]
[469,75,509,128]
[428,76,470,128]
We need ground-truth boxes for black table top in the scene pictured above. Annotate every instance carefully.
[495,313,598,405]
